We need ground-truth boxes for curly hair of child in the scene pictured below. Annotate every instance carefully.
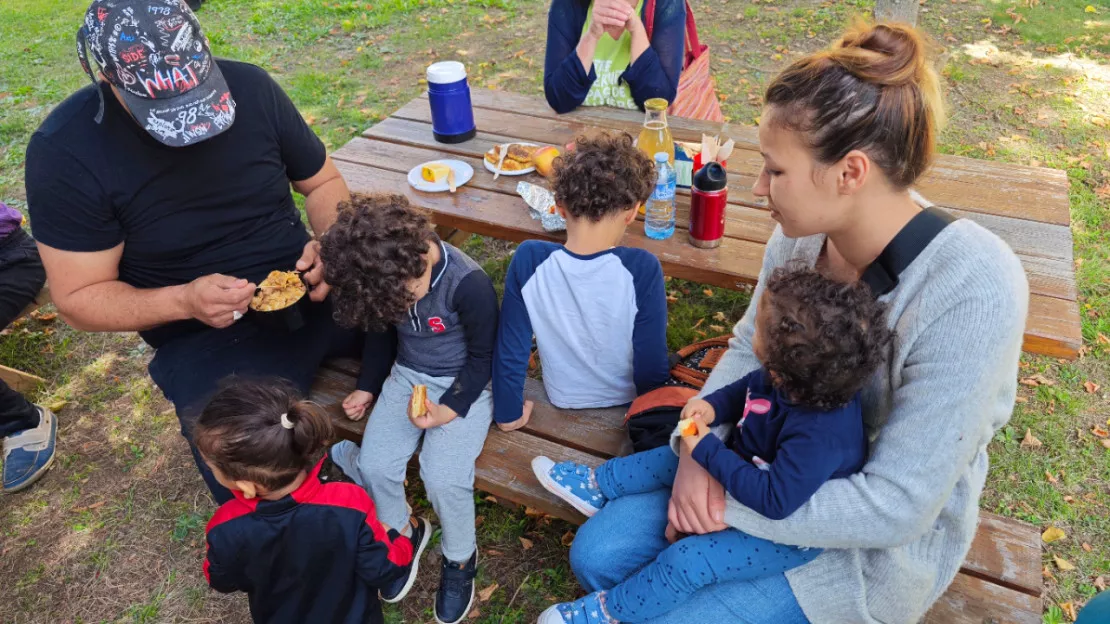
[319,193,435,332]
[760,266,894,409]
[551,132,656,221]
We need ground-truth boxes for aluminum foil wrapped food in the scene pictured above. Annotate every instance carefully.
[516,181,566,232]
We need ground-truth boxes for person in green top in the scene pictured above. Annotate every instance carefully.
[544,0,686,113]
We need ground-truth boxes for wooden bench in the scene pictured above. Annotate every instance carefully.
[309,357,1043,623]
[0,286,51,394]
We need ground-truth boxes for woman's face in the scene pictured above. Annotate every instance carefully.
[752,106,850,238]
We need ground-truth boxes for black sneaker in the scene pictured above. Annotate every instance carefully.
[381,516,431,603]
[434,550,477,624]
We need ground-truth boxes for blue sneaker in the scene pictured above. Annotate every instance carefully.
[381,516,431,603]
[3,406,56,494]
[539,591,617,624]
[531,456,606,518]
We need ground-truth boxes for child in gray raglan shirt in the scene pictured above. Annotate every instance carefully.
[320,194,499,624]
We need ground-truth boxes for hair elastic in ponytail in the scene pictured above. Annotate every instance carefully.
[280,413,294,429]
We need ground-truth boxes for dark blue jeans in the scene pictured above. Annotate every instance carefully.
[587,446,818,622]
[0,229,46,439]
[148,300,360,503]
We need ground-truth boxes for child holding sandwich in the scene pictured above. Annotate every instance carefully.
[321,194,498,624]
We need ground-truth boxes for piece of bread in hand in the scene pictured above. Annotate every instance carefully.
[409,385,428,419]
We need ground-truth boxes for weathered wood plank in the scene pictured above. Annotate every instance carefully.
[1024,295,1083,360]
[963,513,1043,597]
[334,137,1076,302]
[0,365,45,394]
[334,159,768,290]
[333,137,776,244]
[922,572,1041,624]
[457,89,1070,196]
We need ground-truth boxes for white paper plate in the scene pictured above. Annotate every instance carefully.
[407,160,474,193]
[483,143,538,176]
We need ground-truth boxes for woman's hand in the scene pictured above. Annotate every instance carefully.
[342,390,374,421]
[669,447,728,535]
[587,0,634,41]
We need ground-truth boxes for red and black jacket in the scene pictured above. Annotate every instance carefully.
[204,457,414,624]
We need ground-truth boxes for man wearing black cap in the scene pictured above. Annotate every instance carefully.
[25,0,357,502]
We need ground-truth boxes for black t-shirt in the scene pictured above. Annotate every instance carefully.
[25,60,325,347]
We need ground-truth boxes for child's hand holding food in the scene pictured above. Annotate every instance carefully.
[680,398,715,426]
[679,417,711,453]
[342,390,374,421]
[408,386,458,429]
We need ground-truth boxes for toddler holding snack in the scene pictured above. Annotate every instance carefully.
[493,132,670,431]
[532,267,893,624]
[321,194,498,624]
[198,379,414,624]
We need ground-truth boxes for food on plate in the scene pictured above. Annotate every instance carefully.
[409,384,429,419]
[250,270,306,312]
[678,418,699,437]
[533,146,560,178]
[421,162,452,183]
[484,144,539,171]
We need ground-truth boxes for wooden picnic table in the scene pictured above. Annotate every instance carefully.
[331,90,1082,359]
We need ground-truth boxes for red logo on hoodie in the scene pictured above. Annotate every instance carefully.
[428,317,446,333]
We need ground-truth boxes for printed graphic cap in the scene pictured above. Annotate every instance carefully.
[77,0,235,147]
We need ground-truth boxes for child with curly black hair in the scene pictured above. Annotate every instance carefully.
[197,379,415,624]
[532,266,893,624]
[493,132,670,432]
[319,194,498,624]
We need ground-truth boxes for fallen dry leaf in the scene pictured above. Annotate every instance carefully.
[713,311,727,322]
[37,312,57,323]
[1094,576,1107,591]
[702,289,714,297]
[523,507,546,518]
[478,583,499,602]
[666,295,678,304]
[1020,429,1043,449]
[45,399,68,412]
[1015,396,1029,404]
[1092,426,1109,438]
[561,531,575,547]
[709,324,725,333]
[1084,381,1100,394]
[484,549,503,557]
[1042,526,1066,543]
[484,495,498,504]
[1043,565,1056,579]
[1020,374,1055,387]
[1045,471,1059,484]
[692,318,705,330]
[1101,439,1110,449]
[1055,555,1076,571]
[519,537,534,550]
[468,609,481,619]
[1064,495,1075,503]
[1082,543,1093,552]
[1097,333,1110,346]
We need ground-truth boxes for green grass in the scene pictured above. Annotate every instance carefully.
[989,0,1110,54]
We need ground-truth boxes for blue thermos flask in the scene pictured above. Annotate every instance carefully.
[427,61,477,144]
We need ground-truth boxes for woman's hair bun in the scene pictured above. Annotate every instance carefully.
[827,21,931,88]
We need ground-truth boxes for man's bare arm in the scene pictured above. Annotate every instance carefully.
[39,242,255,332]
[293,156,350,301]
[294,155,349,237]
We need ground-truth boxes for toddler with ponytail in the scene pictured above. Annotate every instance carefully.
[196,379,415,624]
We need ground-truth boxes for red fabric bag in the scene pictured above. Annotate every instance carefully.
[645,0,724,122]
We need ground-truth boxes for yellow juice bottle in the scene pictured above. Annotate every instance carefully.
[638,98,674,214]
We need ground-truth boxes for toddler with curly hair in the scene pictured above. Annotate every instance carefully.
[493,132,670,431]
[532,266,894,624]
[319,194,498,624]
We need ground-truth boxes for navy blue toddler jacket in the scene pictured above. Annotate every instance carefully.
[204,458,414,624]
[694,368,868,521]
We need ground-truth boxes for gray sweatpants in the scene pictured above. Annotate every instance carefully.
[332,363,492,563]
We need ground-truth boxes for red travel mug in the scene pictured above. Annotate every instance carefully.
[689,162,728,248]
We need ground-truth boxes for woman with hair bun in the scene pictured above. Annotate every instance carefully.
[563,21,1029,624]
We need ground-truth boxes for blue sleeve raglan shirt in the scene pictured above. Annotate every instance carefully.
[493,241,670,423]
[543,0,686,113]
[693,368,869,520]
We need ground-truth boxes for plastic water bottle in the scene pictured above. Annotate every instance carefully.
[645,152,676,240]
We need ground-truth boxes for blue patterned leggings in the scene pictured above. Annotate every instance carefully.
[594,446,821,622]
